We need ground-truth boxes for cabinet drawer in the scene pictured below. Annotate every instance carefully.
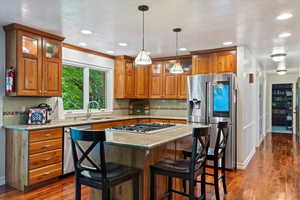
[92,120,124,130]
[29,139,62,155]
[29,128,62,143]
[137,118,151,123]
[29,149,62,170]
[29,163,62,185]
[150,119,170,123]
[169,119,187,124]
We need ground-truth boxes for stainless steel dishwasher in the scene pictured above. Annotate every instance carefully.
[63,125,92,175]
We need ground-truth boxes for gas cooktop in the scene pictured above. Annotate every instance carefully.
[109,123,177,134]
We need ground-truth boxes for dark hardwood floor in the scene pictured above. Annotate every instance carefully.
[0,133,299,200]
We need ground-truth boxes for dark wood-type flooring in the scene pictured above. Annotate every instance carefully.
[0,133,299,200]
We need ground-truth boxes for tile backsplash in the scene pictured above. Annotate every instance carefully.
[3,97,187,125]
[3,96,55,125]
[149,99,187,117]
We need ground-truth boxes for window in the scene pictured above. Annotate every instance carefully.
[62,62,112,113]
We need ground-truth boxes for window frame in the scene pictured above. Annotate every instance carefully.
[62,59,113,115]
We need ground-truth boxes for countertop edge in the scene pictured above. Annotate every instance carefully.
[4,115,188,131]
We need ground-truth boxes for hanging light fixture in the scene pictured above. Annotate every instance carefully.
[276,61,288,75]
[170,28,184,74]
[270,47,287,62]
[135,5,152,66]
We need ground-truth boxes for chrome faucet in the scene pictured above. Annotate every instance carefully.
[87,101,100,118]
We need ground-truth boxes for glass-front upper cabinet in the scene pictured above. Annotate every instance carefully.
[165,59,192,74]
[181,59,192,73]
[22,35,38,56]
[151,63,163,74]
[43,38,61,60]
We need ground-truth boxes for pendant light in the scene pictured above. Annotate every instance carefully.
[135,5,152,66]
[276,61,288,75]
[170,28,184,74]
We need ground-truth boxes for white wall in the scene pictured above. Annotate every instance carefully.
[236,46,263,169]
[265,72,299,133]
[0,28,5,185]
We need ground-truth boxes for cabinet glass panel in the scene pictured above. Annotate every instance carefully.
[181,60,192,72]
[152,64,163,74]
[165,60,192,73]
[22,36,38,55]
[45,42,59,59]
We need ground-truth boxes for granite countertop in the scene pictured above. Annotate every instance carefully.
[105,123,209,149]
[4,115,187,131]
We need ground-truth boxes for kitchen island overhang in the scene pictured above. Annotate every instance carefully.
[91,123,209,200]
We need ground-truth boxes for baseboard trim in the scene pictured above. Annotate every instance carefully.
[0,176,5,186]
[237,147,256,169]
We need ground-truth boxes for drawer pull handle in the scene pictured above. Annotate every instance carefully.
[42,145,51,148]
[44,134,52,137]
[42,157,53,161]
[43,172,51,176]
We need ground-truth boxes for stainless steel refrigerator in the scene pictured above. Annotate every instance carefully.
[187,73,237,169]
[296,78,300,143]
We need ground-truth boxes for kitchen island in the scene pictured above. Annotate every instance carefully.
[91,124,209,200]
[4,115,207,199]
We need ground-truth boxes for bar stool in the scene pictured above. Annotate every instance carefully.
[70,128,140,200]
[150,127,210,200]
[182,122,229,200]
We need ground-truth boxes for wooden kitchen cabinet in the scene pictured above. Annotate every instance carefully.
[192,54,212,74]
[149,62,164,98]
[114,56,136,98]
[114,56,149,99]
[6,127,63,191]
[177,59,192,99]
[215,50,237,73]
[134,65,149,98]
[42,38,62,96]
[4,23,64,97]
[191,48,237,74]
[164,62,178,99]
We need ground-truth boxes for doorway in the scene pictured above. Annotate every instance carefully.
[272,83,293,134]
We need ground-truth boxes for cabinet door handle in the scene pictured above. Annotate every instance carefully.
[42,157,53,161]
[43,172,51,176]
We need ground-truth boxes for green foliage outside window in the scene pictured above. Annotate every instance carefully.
[62,65,106,111]
[62,65,84,110]
[89,69,106,109]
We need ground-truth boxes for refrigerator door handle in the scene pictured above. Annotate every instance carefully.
[207,82,212,123]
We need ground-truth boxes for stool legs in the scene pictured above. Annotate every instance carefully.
[150,169,156,200]
[214,159,220,200]
[168,177,173,200]
[133,174,140,200]
[75,180,81,200]
[221,156,227,194]
[101,185,110,200]
[189,180,195,200]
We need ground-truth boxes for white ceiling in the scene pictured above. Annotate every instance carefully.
[0,0,300,70]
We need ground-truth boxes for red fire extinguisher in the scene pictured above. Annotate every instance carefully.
[6,68,15,94]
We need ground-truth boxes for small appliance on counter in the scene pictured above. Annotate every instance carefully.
[26,103,52,125]
[129,100,150,115]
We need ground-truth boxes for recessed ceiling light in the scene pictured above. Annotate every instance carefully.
[279,32,291,38]
[118,42,128,47]
[223,41,233,46]
[79,42,87,47]
[106,50,114,54]
[276,13,293,20]
[179,48,187,51]
[80,30,93,35]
